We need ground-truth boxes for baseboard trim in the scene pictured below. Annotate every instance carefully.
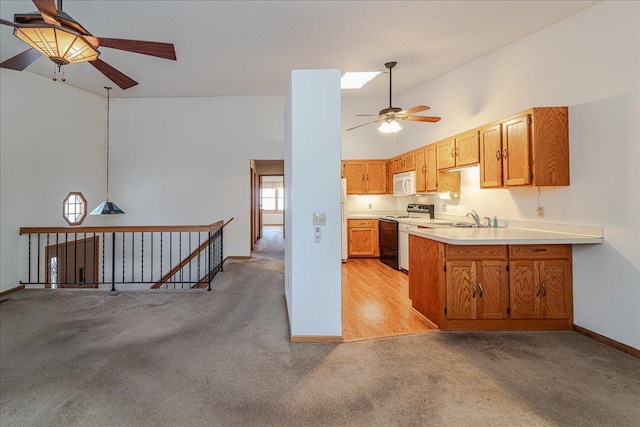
[0,285,25,297]
[574,325,640,359]
[290,335,343,343]
[225,255,251,260]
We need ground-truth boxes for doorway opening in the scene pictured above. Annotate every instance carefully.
[250,160,284,253]
[46,236,99,288]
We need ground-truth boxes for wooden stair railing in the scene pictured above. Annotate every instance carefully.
[151,217,233,289]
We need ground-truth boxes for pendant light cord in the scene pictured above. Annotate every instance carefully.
[105,86,112,202]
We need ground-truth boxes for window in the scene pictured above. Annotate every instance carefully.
[63,192,87,226]
[260,176,284,212]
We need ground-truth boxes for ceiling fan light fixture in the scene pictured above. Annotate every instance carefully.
[14,26,99,65]
[379,119,402,134]
[340,71,382,89]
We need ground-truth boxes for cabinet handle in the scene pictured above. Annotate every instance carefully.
[450,148,455,158]
[362,174,365,181]
[478,283,484,297]
[541,283,547,297]
[455,147,459,158]
[535,283,540,297]
[502,148,508,158]
[531,248,547,252]
[496,149,501,160]
[366,174,369,181]
[471,283,477,298]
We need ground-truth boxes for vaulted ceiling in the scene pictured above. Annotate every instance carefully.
[0,1,598,98]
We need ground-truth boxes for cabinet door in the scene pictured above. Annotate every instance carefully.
[445,261,477,320]
[509,260,540,319]
[437,139,456,170]
[414,148,426,193]
[403,152,415,171]
[540,260,572,319]
[455,131,480,166]
[479,124,503,188]
[365,161,387,194]
[393,156,405,173]
[425,145,438,192]
[343,162,365,194]
[502,115,531,186]
[476,260,509,319]
[348,227,377,257]
[386,159,394,194]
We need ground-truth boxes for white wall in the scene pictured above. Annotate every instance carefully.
[108,96,286,258]
[285,69,342,337]
[389,1,639,349]
[0,71,105,292]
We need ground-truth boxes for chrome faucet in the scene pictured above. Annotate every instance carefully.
[466,210,481,226]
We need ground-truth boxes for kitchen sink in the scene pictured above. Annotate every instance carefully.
[448,222,492,228]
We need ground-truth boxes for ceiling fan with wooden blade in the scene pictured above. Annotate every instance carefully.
[0,0,176,90]
[346,62,441,132]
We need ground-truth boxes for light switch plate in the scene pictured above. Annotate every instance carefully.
[313,212,326,226]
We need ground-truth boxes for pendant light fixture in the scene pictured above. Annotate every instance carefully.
[91,86,124,215]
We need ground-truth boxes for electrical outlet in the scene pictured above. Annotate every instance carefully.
[442,203,447,212]
[537,206,545,218]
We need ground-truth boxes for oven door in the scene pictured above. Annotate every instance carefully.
[379,218,398,250]
[379,218,399,270]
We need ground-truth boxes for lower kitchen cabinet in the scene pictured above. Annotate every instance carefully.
[445,259,509,320]
[347,219,379,258]
[509,245,572,320]
[408,236,573,330]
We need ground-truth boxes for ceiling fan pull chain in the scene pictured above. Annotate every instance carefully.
[52,63,57,81]
[61,65,66,82]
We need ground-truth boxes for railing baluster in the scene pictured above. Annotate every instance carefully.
[150,232,154,284]
[141,232,144,283]
[131,232,135,284]
[122,231,125,283]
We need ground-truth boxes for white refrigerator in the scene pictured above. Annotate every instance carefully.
[341,178,348,262]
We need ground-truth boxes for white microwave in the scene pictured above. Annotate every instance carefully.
[393,171,416,196]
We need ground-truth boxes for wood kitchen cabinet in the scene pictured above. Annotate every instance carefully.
[479,107,569,188]
[415,144,461,194]
[393,152,415,173]
[386,159,394,194]
[445,245,509,321]
[342,160,386,195]
[436,130,480,170]
[347,219,379,258]
[509,245,572,320]
[408,236,573,331]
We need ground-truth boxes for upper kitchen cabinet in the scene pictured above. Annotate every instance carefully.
[386,159,394,194]
[342,160,386,195]
[436,130,480,170]
[480,107,569,188]
[415,144,461,194]
[393,152,415,173]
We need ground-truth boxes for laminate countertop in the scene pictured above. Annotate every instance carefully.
[407,226,603,245]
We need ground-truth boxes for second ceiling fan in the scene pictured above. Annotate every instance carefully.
[347,62,441,132]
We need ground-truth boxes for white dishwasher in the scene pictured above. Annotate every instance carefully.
[398,223,417,272]
[398,204,436,272]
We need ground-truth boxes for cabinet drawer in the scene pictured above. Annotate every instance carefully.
[348,219,377,228]
[445,245,507,260]
[509,245,571,259]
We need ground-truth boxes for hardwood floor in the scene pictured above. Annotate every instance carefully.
[342,259,437,342]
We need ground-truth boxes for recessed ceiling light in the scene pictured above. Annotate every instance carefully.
[340,71,381,89]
